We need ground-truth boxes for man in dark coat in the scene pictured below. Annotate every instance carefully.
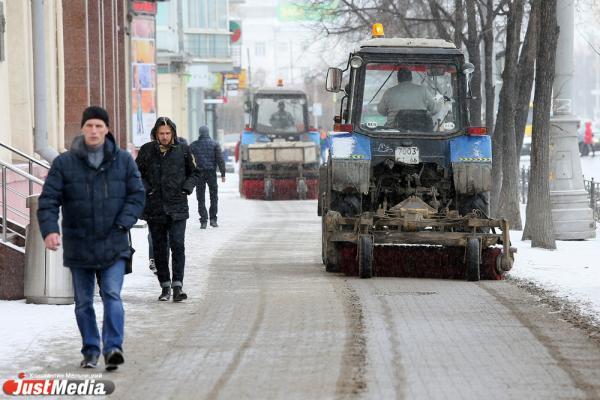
[136,116,198,302]
[38,106,145,371]
[190,125,226,229]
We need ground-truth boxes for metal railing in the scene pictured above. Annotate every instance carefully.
[0,142,49,196]
[519,166,600,222]
[583,177,599,222]
[0,143,48,245]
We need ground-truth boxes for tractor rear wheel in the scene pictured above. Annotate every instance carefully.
[297,178,308,200]
[466,237,481,281]
[264,179,274,200]
[358,235,373,279]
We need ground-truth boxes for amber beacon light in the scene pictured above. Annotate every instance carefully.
[372,23,384,38]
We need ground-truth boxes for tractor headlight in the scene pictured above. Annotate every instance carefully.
[350,56,363,69]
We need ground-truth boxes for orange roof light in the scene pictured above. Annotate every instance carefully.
[372,23,384,38]
[276,79,284,87]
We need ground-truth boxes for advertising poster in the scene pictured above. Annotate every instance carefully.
[131,16,157,147]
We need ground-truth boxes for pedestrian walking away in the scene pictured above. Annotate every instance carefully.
[136,116,198,302]
[190,125,226,229]
[37,106,145,371]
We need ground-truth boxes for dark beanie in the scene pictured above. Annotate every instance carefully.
[81,106,109,128]
[199,125,210,136]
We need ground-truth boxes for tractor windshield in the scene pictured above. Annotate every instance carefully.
[359,62,459,134]
[254,96,307,135]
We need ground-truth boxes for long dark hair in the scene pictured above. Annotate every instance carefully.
[150,116,177,141]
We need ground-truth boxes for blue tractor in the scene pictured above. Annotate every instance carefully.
[319,25,515,280]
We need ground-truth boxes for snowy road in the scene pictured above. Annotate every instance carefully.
[1,174,600,399]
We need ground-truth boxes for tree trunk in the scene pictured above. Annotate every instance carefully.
[427,0,453,42]
[514,0,540,156]
[482,0,495,135]
[454,0,464,46]
[496,0,525,230]
[522,0,558,249]
[464,0,482,126]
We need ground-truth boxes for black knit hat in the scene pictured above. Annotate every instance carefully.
[81,106,109,128]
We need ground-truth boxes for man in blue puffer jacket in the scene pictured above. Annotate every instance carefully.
[38,106,145,371]
[190,125,226,229]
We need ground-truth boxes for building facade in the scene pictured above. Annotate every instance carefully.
[157,0,233,143]
[0,0,137,161]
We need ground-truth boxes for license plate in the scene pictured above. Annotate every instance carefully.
[395,147,419,164]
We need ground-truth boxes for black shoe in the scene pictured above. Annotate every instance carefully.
[210,219,218,227]
[80,353,99,368]
[172,286,187,302]
[104,349,124,371]
[158,286,171,301]
[200,221,207,229]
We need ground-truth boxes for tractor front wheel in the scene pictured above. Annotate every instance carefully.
[466,237,481,281]
[358,235,373,279]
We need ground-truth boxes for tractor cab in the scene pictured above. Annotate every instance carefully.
[327,35,473,139]
[251,88,310,139]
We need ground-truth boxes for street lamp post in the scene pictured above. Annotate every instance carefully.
[549,0,596,239]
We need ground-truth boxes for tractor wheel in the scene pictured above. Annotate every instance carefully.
[358,235,373,279]
[264,179,274,200]
[321,218,327,265]
[297,178,308,200]
[325,243,340,272]
[322,218,339,272]
[466,237,481,281]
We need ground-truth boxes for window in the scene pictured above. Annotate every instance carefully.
[254,42,265,57]
[254,96,307,134]
[185,34,230,58]
[0,1,5,62]
[156,2,170,26]
[185,0,228,30]
[359,62,459,134]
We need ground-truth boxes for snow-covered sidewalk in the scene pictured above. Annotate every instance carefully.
[0,176,256,377]
[1,170,599,378]
[509,225,600,320]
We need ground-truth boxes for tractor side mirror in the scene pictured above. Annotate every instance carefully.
[462,62,475,98]
[462,62,475,75]
[326,68,343,93]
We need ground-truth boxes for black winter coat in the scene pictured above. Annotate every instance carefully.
[190,131,226,177]
[136,140,198,222]
[37,134,145,270]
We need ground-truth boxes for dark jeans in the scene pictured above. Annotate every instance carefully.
[71,259,125,357]
[148,218,187,288]
[148,232,169,260]
[196,170,219,223]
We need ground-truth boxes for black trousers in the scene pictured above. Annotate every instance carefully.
[196,170,219,222]
[148,217,186,288]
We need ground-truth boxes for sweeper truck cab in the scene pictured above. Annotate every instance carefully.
[238,82,320,200]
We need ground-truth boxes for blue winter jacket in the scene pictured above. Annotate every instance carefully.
[37,134,145,269]
[190,130,226,177]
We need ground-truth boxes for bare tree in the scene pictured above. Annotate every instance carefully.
[494,0,525,230]
[514,0,540,155]
[454,0,465,46]
[522,0,558,248]
[464,0,482,125]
